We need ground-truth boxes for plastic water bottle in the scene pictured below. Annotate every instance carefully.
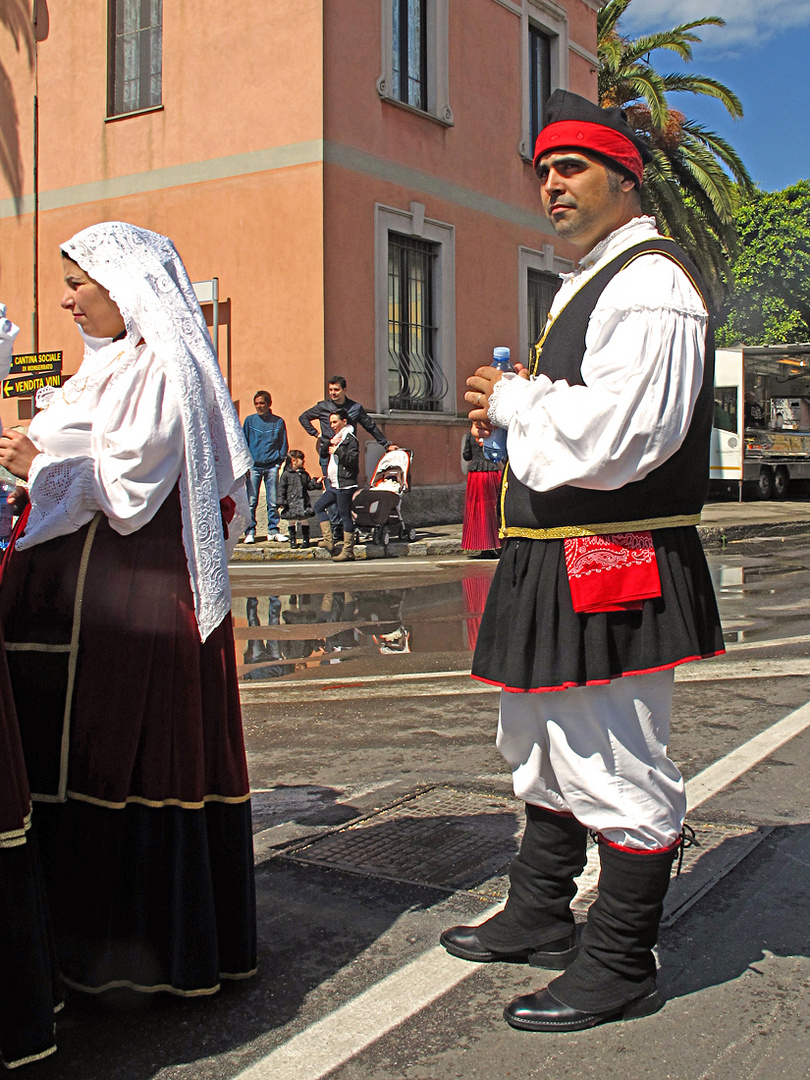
[481,346,514,463]
[0,480,15,552]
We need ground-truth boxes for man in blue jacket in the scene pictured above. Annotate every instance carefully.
[243,391,288,543]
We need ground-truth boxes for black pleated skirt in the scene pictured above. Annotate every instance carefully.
[471,527,724,692]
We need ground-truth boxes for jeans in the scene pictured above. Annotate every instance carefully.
[246,465,280,536]
[319,455,342,534]
[315,486,355,537]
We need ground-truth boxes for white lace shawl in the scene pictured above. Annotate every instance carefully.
[56,222,251,641]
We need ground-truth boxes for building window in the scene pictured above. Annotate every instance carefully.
[391,0,427,111]
[527,268,561,351]
[108,0,163,117]
[519,247,571,363]
[377,0,453,125]
[519,3,568,160]
[387,233,445,412]
[375,204,456,415]
[529,26,552,152]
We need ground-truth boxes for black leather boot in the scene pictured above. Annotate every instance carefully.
[289,525,298,549]
[504,839,678,1030]
[441,805,588,968]
[301,525,311,548]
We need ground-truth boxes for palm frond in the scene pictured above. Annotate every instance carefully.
[596,0,749,303]
[655,74,743,118]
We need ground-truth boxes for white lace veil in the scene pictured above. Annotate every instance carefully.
[61,221,251,642]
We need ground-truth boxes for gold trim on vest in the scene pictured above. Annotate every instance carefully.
[500,513,701,540]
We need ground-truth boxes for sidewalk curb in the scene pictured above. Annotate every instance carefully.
[231,518,810,562]
[231,537,464,562]
[698,519,809,548]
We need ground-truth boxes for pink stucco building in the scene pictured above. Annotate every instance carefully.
[0,0,598,504]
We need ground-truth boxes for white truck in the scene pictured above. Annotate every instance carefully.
[711,343,810,499]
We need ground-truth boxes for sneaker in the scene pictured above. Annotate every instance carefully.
[269,533,286,542]
[243,533,255,545]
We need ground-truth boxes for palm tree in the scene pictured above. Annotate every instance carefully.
[598,0,753,307]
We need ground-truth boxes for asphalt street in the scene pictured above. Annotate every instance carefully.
[24,523,810,1080]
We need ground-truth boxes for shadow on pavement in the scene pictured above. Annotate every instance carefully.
[24,807,519,1079]
[659,823,810,1002]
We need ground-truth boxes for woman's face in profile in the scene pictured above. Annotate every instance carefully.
[61,255,126,339]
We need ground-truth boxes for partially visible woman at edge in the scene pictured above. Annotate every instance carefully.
[0,306,60,1068]
[0,222,257,1000]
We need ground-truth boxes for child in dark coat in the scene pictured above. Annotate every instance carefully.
[277,450,322,547]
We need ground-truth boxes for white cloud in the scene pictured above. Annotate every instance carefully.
[620,0,810,53]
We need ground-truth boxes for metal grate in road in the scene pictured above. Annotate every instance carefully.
[282,787,522,893]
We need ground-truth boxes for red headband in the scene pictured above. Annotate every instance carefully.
[533,120,645,185]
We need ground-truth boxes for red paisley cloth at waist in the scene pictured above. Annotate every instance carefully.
[563,530,661,614]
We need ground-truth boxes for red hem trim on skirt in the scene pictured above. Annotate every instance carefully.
[597,834,682,854]
[470,648,726,694]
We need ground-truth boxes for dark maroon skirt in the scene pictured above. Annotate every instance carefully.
[0,617,60,1068]
[462,470,502,552]
[0,488,256,996]
[472,527,724,692]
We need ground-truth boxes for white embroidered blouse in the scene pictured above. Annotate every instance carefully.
[488,216,709,493]
[19,337,184,546]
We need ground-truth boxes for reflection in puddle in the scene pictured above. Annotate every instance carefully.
[232,573,494,681]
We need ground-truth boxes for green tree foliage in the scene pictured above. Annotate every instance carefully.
[598,0,754,308]
[717,182,810,346]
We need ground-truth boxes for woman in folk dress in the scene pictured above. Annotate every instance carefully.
[0,222,257,1000]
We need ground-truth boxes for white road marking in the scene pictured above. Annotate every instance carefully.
[684,699,810,809]
[239,644,810,699]
[233,696,810,1080]
[239,657,810,704]
[724,632,810,651]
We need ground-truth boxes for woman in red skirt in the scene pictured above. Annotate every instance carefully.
[461,432,502,557]
[0,223,256,1000]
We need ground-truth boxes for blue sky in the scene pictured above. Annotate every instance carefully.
[620,0,810,192]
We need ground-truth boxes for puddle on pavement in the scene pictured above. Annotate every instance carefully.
[232,568,496,682]
[232,542,810,679]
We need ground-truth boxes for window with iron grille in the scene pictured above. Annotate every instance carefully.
[527,268,560,351]
[388,233,446,412]
[529,25,552,151]
[108,0,163,117]
[391,0,428,111]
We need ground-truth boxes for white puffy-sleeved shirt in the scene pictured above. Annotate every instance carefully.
[17,337,184,550]
[489,216,708,493]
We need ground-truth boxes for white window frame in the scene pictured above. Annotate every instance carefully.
[374,202,456,416]
[519,0,568,160]
[377,0,454,126]
[519,244,573,360]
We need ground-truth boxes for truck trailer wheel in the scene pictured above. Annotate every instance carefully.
[773,466,790,500]
[756,465,775,500]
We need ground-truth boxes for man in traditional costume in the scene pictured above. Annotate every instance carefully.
[440,90,724,1031]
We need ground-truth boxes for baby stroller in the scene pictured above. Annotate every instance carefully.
[352,448,417,546]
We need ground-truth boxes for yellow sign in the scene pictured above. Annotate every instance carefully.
[8,350,63,377]
[2,372,64,399]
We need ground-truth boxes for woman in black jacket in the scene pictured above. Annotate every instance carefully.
[314,409,360,560]
[277,450,322,547]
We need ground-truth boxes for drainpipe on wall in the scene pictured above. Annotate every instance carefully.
[32,0,39,354]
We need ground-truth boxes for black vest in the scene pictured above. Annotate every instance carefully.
[501,239,715,537]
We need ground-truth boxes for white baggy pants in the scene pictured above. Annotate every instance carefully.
[496,669,685,850]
